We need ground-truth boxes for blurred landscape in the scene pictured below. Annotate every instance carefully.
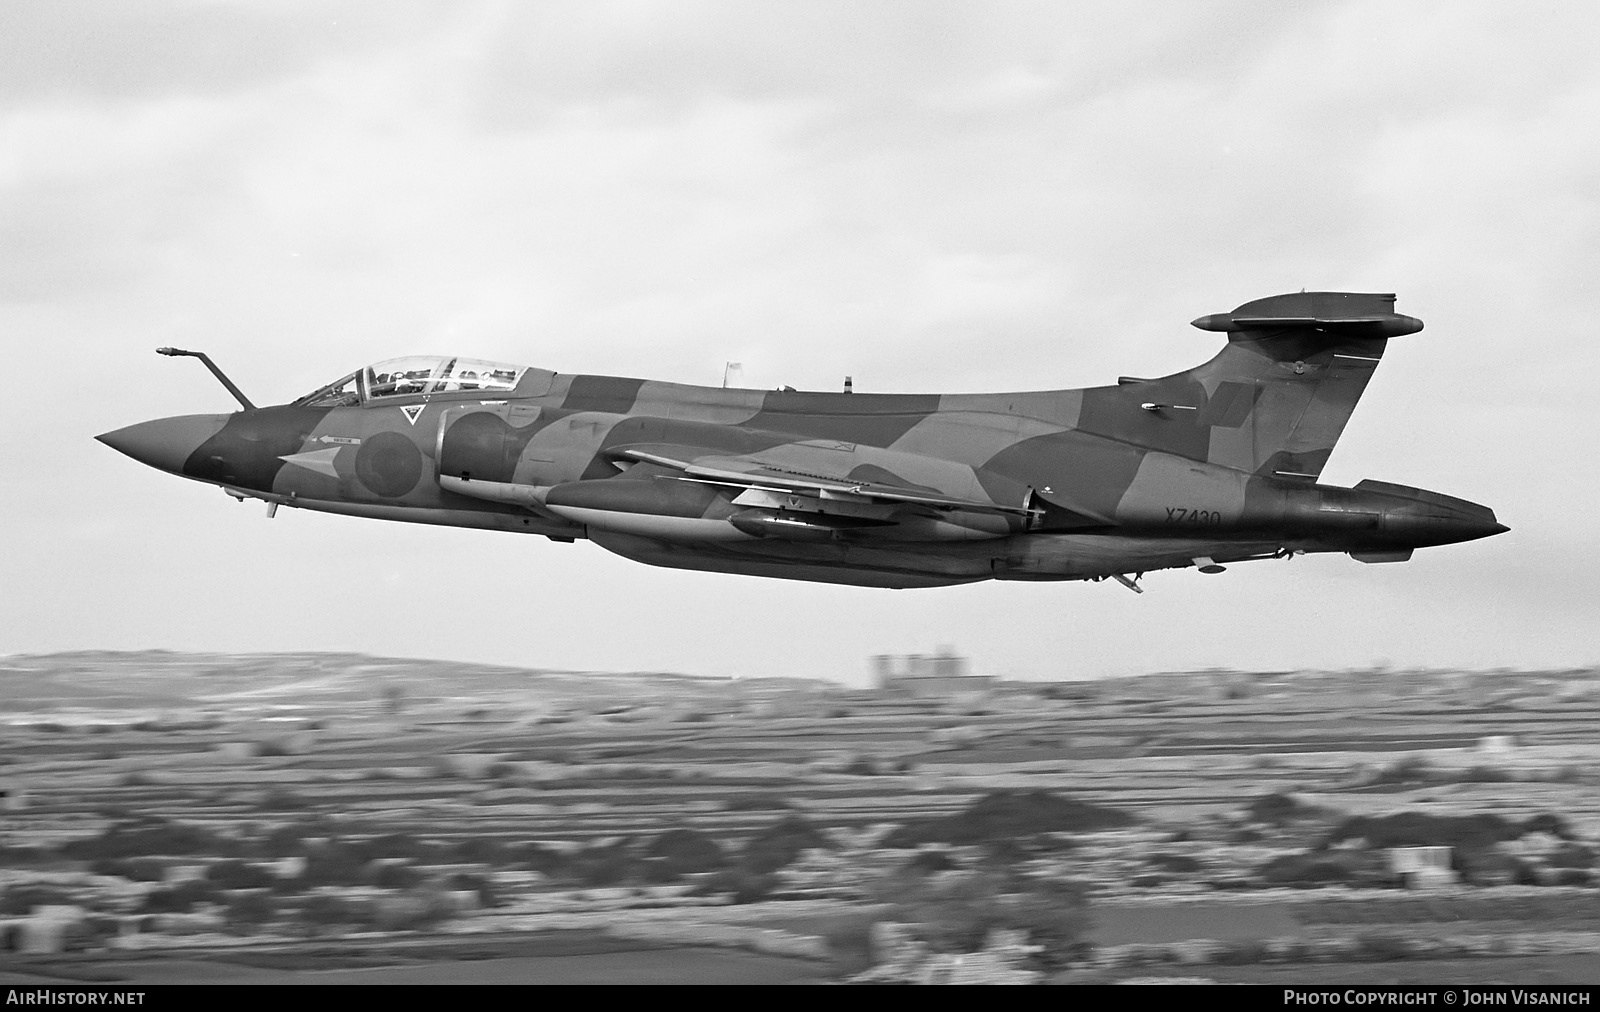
[1,651,1597,985]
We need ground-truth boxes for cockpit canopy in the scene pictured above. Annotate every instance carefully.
[294,356,532,408]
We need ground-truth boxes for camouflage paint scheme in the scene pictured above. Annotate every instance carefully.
[98,292,1506,590]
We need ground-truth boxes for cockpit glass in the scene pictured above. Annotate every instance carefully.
[365,356,527,399]
[294,372,362,408]
[430,357,525,394]
[296,356,532,407]
[366,356,447,399]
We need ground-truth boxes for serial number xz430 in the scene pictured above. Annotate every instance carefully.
[1165,507,1223,524]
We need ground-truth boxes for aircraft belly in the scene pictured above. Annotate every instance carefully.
[286,497,576,536]
[590,527,1284,586]
[589,532,993,588]
[996,533,1282,581]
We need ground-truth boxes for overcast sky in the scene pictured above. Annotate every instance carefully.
[3,0,1597,685]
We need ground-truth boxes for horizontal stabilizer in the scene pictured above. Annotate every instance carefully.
[1192,292,1422,338]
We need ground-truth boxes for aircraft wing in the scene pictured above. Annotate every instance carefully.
[606,444,1042,517]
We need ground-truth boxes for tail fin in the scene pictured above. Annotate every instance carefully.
[1090,292,1422,482]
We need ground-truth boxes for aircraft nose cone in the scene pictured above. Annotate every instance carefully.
[96,414,231,475]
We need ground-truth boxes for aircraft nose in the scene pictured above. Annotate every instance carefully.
[96,414,231,475]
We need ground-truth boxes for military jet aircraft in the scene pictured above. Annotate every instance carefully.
[98,291,1505,590]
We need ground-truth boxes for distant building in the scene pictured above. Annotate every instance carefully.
[871,650,994,697]
[1389,846,1457,888]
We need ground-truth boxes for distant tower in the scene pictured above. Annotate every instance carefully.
[871,649,989,697]
[932,646,968,678]
[871,655,895,690]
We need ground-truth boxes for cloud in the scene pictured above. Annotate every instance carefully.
[0,0,457,107]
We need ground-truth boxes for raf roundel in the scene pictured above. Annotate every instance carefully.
[354,431,423,499]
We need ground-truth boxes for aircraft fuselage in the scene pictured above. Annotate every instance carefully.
[98,293,1506,589]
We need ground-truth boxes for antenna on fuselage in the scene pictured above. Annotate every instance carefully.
[722,362,743,388]
[156,347,255,410]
